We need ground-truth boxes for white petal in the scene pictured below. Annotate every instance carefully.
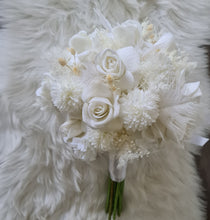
[113,21,141,48]
[113,89,121,118]
[60,120,84,142]
[116,71,135,90]
[88,97,112,106]
[182,81,202,99]
[69,31,92,53]
[154,33,176,52]
[117,46,140,73]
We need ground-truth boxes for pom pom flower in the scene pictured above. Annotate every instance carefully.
[120,88,159,132]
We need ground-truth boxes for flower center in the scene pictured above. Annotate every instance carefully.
[105,57,117,69]
[106,56,117,69]
[89,102,110,120]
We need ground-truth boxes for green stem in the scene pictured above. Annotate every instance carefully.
[113,182,120,220]
[108,181,114,220]
[105,176,125,220]
[118,181,124,216]
[105,178,112,213]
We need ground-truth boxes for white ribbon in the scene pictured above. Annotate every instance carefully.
[109,153,127,182]
[191,135,209,146]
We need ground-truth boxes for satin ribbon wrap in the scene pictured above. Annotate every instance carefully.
[109,153,127,182]
[191,135,209,146]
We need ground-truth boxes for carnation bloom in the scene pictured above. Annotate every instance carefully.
[50,78,82,113]
[120,88,160,131]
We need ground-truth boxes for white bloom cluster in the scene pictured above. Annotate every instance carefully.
[36,19,201,164]
[120,88,159,131]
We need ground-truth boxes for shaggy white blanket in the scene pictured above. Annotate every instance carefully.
[0,0,210,219]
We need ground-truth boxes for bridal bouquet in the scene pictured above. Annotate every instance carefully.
[36,18,201,219]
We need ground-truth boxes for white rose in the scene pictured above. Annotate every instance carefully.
[96,47,139,90]
[95,49,125,79]
[82,80,122,131]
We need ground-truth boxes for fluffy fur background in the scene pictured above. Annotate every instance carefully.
[0,0,210,219]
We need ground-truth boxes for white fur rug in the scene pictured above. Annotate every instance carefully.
[0,0,210,219]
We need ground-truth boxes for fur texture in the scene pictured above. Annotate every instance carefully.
[0,0,210,219]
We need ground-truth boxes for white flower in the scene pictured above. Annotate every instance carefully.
[50,78,82,113]
[95,49,125,79]
[69,31,92,54]
[36,76,53,110]
[112,20,142,48]
[60,119,85,143]
[120,88,160,131]
[154,33,176,52]
[69,136,98,161]
[142,33,176,57]
[67,127,112,161]
[83,97,115,128]
[115,46,140,90]
[116,46,140,74]
[90,29,115,51]
[95,47,137,90]
[82,80,122,131]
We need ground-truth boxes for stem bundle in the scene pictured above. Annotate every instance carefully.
[105,176,125,220]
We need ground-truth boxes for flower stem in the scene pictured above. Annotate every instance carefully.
[118,181,124,216]
[105,176,125,220]
[105,178,112,213]
[113,181,120,220]
[108,181,114,220]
